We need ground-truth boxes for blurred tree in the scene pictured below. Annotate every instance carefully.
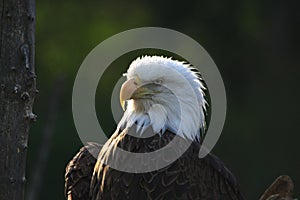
[0,0,36,199]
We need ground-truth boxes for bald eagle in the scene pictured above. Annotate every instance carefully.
[65,56,245,200]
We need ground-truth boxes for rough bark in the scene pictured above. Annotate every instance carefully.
[0,0,36,199]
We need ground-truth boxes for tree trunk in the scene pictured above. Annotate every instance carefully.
[0,0,36,199]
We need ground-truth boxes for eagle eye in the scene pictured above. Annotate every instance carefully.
[154,78,163,85]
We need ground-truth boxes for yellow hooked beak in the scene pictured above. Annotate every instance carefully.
[120,76,156,110]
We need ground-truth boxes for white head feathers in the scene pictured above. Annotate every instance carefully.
[118,55,207,142]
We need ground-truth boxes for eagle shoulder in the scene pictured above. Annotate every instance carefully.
[64,143,101,200]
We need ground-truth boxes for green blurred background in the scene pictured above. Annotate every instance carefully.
[25,0,300,199]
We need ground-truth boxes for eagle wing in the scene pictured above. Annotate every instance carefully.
[64,142,102,200]
[259,175,294,200]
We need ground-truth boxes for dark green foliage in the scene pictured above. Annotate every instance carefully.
[26,0,300,199]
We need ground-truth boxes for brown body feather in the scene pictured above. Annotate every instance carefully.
[65,130,245,200]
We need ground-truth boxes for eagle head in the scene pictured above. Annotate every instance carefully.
[118,56,207,142]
